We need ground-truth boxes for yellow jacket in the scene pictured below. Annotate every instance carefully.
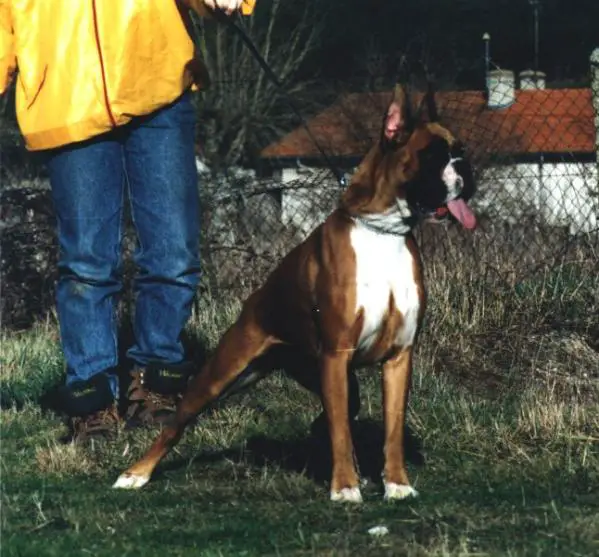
[0,0,254,151]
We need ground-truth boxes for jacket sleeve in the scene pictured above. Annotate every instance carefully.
[185,0,256,17]
[0,0,16,95]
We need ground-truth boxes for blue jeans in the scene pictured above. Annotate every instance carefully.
[46,92,200,398]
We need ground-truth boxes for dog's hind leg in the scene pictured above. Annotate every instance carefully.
[280,348,361,424]
[113,319,277,489]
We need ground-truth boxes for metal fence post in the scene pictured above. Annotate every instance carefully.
[591,48,599,179]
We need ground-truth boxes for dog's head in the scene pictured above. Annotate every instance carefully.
[341,84,476,230]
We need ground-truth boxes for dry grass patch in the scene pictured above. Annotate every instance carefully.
[417,244,599,400]
[516,387,599,442]
[35,441,99,477]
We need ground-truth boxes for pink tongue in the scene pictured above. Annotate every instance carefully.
[446,199,477,229]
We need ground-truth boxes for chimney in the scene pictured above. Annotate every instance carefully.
[486,69,515,109]
[519,69,546,90]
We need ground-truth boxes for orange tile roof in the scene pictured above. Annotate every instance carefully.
[260,88,595,162]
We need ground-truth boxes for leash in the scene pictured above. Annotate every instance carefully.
[213,11,348,188]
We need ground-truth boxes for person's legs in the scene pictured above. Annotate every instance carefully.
[121,91,201,424]
[46,135,126,433]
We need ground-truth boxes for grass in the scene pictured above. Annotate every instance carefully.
[2,256,599,556]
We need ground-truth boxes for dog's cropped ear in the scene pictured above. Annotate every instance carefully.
[382,83,413,143]
[416,82,440,123]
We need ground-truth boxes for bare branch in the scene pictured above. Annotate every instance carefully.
[192,1,324,167]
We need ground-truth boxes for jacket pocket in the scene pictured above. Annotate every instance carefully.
[17,63,48,110]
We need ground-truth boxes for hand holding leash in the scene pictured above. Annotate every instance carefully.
[203,0,245,16]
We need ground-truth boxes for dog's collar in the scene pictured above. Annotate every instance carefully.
[351,199,417,235]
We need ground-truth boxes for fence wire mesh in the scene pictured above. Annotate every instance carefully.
[1,72,598,331]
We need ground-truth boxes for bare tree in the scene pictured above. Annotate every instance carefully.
[190,0,325,168]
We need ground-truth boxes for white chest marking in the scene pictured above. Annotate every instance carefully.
[350,222,421,354]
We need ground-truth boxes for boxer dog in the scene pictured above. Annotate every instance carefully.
[114,84,476,502]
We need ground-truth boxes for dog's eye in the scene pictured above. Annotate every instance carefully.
[419,139,446,160]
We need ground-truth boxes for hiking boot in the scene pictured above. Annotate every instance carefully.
[124,361,195,428]
[52,372,116,417]
[47,373,120,443]
[67,404,120,443]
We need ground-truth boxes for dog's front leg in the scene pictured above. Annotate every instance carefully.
[320,351,362,503]
[381,347,418,500]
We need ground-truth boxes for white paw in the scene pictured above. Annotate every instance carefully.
[384,482,418,501]
[112,473,150,490]
[330,486,363,503]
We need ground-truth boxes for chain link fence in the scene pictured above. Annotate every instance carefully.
[1,61,598,332]
[200,68,598,297]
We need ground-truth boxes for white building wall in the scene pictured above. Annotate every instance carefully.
[474,163,542,219]
[475,162,598,234]
[540,163,598,234]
